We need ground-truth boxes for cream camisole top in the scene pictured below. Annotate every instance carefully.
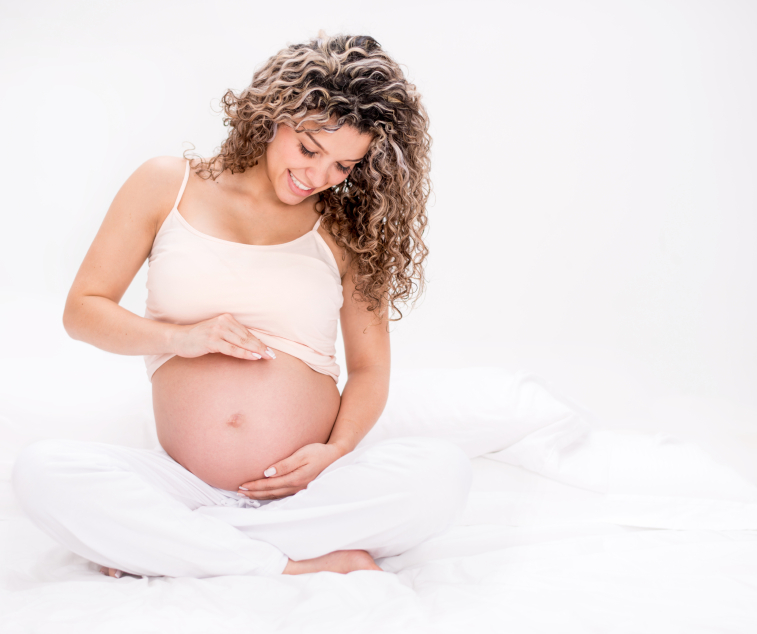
[143,160,343,382]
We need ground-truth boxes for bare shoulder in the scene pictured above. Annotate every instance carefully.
[316,223,351,279]
[121,156,189,230]
[64,156,191,307]
[134,155,188,181]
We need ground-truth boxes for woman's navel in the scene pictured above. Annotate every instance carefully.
[226,412,244,429]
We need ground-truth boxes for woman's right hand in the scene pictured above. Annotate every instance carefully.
[170,313,276,361]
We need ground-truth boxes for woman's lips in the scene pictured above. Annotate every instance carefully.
[287,170,314,197]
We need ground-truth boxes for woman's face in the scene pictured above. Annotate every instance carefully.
[265,120,373,205]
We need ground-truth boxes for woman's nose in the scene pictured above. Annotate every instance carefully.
[306,164,332,189]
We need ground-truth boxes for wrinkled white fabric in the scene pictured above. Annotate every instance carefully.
[366,368,757,529]
[11,437,471,578]
[4,366,757,632]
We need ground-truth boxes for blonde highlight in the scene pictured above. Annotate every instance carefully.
[186,34,431,321]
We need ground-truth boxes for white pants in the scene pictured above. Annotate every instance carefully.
[10,369,582,578]
[11,436,472,577]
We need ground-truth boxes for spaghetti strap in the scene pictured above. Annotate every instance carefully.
[172,160,191,210]
[312,215,322,232]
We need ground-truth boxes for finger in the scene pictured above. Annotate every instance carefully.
[220,319,264,352]
[224,332,267,358]
[230,330,276,361]
[239,485,305,500]
[238,447,313,489]
[263,454,305,479]
[241,475,302,494]
[241,467,309,494]
[216,339,263,360]
[220,316,275,360]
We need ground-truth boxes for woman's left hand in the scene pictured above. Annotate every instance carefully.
[237,443,345,500]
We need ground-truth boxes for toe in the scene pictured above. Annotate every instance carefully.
[99,566,122,578]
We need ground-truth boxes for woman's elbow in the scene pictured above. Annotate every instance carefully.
[61,297,84,340]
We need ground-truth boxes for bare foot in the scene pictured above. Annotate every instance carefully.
[282,550,382,575]
[99,566,123,578]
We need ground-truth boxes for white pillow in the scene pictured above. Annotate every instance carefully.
[361,367,587,458]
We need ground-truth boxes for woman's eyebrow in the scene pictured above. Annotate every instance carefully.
[304,131,363,162]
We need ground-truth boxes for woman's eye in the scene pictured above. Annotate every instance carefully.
[298,143,316,158]
[299,142,350,175]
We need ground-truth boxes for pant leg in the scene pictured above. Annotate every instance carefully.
[199,436,473,561]
[11,439,289,577]
[199,438,472,561]
[12,436,471,574]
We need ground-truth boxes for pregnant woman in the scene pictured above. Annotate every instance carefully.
[11,34,471,577]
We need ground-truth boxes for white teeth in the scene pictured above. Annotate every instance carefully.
[290,171,312,191]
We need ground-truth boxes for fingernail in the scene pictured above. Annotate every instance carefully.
[263,467,276,477]
[266,348,276,359]
[114,570,122,578]
[237,492,247,497]
[238,486,248,490]
[251,353,262,359]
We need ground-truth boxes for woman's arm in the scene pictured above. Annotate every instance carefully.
[63,156,271,361]
[238,255,391,498]
[325,260,391,457]
[63,156,188,354]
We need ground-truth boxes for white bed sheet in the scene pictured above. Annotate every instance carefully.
[1,357,756,633]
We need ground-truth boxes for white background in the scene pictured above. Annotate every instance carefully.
[1,0,755,449]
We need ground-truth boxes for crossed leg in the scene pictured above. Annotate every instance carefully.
[12,436,471,578]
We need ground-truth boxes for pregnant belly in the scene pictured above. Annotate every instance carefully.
[151,351,341,491]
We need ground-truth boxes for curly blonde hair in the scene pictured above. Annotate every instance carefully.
[188,33,431,321]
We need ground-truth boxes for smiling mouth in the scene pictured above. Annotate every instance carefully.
[289,170,313,192]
